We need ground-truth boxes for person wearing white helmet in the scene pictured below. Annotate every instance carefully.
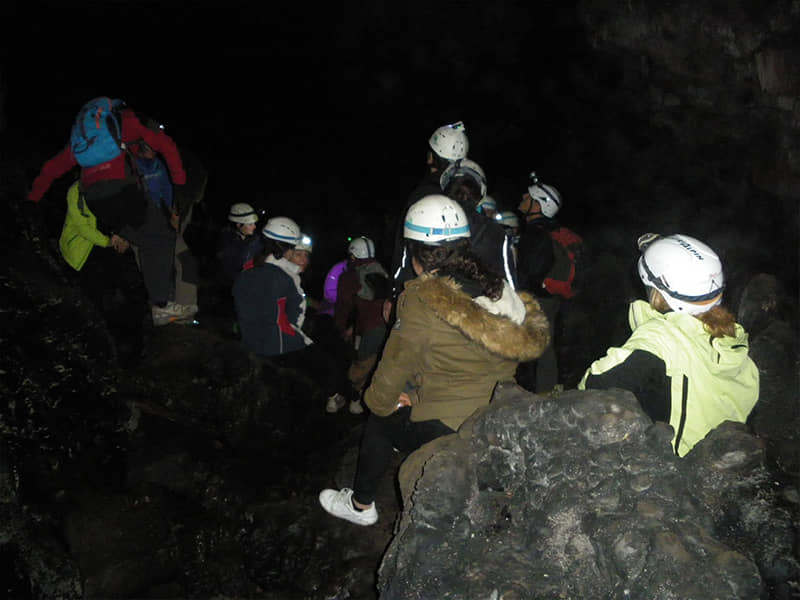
[289,233,313,273]
[437,160,518,292]
[515,173,558,294]
[319,194,550,526]
[233,217,355,411]
[390,121,470,302]
[579,233,759,457]
[331,236,391,415]
[476,196,498,219]
[514,172,560,393]
[495,211,521,266]
[495,210,520,239]
[429,120,469,164]
[439,158,488,204]
[216,202,265,283]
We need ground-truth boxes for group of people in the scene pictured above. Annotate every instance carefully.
[29,97,200,333]
[215,202,393,416]
[317,121,760,526]
[27,102,760,529]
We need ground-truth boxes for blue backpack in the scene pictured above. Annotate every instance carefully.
[70,97,125,167]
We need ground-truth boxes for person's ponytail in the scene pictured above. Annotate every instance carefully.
[697,305,737,338]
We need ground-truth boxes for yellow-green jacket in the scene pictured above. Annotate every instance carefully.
[59,182,110,271]
[365,274,550,430]
[579,300,759,456]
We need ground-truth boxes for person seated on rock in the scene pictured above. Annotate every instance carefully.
[216,202,265,283]
[578,233,759,457]
[233,217,355,412]
[319,194,550,526]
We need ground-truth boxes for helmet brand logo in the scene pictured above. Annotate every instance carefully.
[675,239,705,260]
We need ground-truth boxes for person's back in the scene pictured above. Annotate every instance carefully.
[29,98,187,235]
[29,97,194,327]
[383,271,545,427]
[234,259,308,356]
[332,236,390,413]
[579,233,759,457]
[319,194,550,527]
[366,195,547,428]
[335,238,390,339]
[391,121,469,295]
[441,162,517,288]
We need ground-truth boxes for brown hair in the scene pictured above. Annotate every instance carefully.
[410,239,504,300]
[649,289,736,338]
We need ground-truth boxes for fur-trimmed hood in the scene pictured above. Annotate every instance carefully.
[406,274,550,362]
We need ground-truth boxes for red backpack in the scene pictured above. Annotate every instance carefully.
[543,227,585,299]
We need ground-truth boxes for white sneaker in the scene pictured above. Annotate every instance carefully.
[325,393,347,413]
[348,400,364,414]
[152,301,197,326]
[318,488,377,526]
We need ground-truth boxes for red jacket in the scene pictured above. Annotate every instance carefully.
[28,108,186,203]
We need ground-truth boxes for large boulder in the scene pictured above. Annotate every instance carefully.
[380,384,799,599]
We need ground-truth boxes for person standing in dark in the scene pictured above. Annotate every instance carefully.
[216,203,265,283]
[439,158,517,289]
[27,97,193,326]
[514,172,558,393]
[390,121,469,297]
[332,236,390,415]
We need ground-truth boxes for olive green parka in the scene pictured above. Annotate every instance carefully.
[365,274,550,430]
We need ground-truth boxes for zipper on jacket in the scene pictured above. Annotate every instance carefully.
[673,375,689,456]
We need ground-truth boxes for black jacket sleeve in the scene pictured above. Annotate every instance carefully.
[584,349,671,424]
[515,223,554,294]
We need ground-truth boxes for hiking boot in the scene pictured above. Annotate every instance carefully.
[325,393,347,413]
[348,400,364,414]
[152,301,197,326]
[318,488,378,526]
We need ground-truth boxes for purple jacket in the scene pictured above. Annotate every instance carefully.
[319,260,348,317]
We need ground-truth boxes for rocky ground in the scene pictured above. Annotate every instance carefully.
[1,161,798,598]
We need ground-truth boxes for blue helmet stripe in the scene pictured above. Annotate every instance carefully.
[404,221,469,237]
[266,231,299,242]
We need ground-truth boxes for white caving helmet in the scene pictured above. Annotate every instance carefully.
[295,233,313,253]
[440,158,488,200]
[527,172,562,218]
[228,202,259,225]
[428,121,469,162]
[476,195,498,216]
[495,211,520,229]
[637,233,725,315]
[262,216,301,244]
[348,236,376,259]
[404,194,471,245]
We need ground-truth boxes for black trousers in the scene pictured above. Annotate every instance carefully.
[271,342,353,400]
[352,407,454,505]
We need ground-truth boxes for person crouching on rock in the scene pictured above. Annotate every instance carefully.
[319,194,550,526]
[233,217,354,411]
[578,233,759,457]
